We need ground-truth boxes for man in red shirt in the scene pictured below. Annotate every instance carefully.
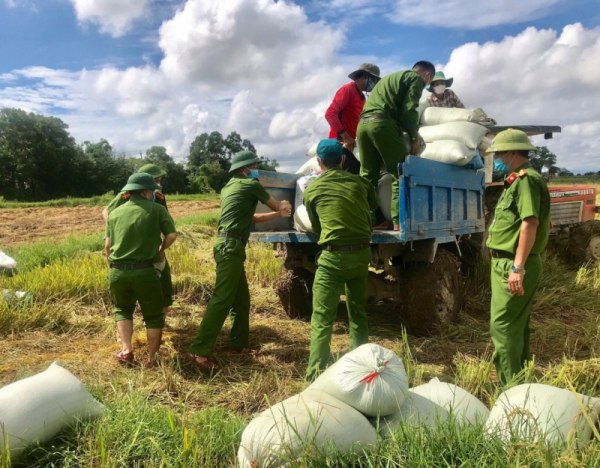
[325,63,380,174]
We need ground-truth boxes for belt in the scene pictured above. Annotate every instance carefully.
[490,249,514,260]
[324,243,369,252]
[110,262,154,270]
[359,113,392,123]
[218,232,248,244]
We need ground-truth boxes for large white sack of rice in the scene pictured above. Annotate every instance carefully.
[295,157,321,175]
[237,389,377,468]
[0,362,105,459]
[294,174,318,209]
[419,122,488,149]
[293,205,314,233]
[308,343,409,417]
[420,107,494,126]
[379,378,490,437]
[420,140,476,166]
[485,383,600,448]
[306,142,319,158]
[377,174,393,223]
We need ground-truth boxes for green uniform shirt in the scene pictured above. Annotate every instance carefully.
[106,191,168,215]
[303,167,379,246]
[361,70,425,142]
[486,163,551,255]
[105,195,176,264]
[218,175,270,239]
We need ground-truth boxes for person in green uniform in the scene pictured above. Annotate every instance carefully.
[105,173,178,366]
[485,129,551,385]
[357,61,435,230]
[102,164,174,320]
[188,151,292,372]
[303,139,380,382]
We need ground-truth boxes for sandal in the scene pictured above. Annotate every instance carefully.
[114,350,134,365]
[187,353,220,373]
[229,347,260,355]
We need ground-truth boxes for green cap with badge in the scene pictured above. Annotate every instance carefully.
[486,128,537,153]
[229,150,259,172]
[122,173,161,192]
[138,163,167,178]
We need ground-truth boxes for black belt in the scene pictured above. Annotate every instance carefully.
[110,262,154,270]
[324,243,369,252]
[490,249,514,260]
[218,232,248,244]
[360,113,392,123]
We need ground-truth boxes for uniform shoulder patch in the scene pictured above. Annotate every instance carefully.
[155,192,165,200]
[507,173,517,184]
[121,192,131,200]
[517,169,527,177]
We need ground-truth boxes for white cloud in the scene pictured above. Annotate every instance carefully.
[70,0,149,37]
[4,0,37,11]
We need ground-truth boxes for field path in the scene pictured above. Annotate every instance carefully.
[0,200,220,246]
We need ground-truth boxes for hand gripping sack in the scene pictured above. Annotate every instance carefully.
[419,122,488,149]
[420,140,476,166]
[237,390,376,468]
[379,378,490,436]
[308,344,409,417]
[485,383,600,448]
[0,362,105,458]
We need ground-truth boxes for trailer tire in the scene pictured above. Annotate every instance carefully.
[399,249,463,335]
[568,220,600,266]
[276,265,314,320]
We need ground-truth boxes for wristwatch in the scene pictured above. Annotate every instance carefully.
[511,264,526,274]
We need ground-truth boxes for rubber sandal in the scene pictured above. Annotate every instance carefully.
[393,225,400,231]
[229,347,259,355]
[114,350,134,365]
[187,353,220,373]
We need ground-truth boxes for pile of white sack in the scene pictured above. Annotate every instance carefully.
[0,362,105,460]
[293,174,318,233]
[418,107,496,167]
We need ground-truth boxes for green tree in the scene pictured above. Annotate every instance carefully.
[143,146,190,194]
[529,146,558,174]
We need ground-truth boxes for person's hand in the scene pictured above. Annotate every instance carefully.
[279,203,292,218]
[508,270,525,296]
[341,131,356,152]
[158,250,166,262]
[410,139,421,156]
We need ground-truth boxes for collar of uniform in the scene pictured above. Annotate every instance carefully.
[514,161,532,172]
[231,174,246,180]
[322,166,344,175]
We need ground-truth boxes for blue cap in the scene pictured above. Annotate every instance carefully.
[316,139,343,162]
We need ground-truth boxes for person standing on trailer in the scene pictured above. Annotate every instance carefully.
[303,139,380,382]
[187,151,292,373]
[486,129,550,385]
[426,71,465,108]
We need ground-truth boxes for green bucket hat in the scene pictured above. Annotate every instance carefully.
[229,150,259,173]
[348,63,381,81]
[486,129,537,153]
[138,163,167,178]
[122,173,161,192]
[425,71,454,91]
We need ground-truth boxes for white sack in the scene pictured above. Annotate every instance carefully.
[485,383,600,448]
[420,140,476,166]
[420,107,496,126]
[295,158,321,176]
[419,122,488,149]
[377,174,393,223]
[308,343,409,417]
[379,378,490,436]
[238,390,376,468]
[294,174,318,209]
[0,251,16,269]
[293,205,314,233]
[0,362,105,458]
[306,142,319,158]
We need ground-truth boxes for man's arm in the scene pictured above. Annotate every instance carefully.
[102,208,109,221]
[159,232,178,261]
[303,191,321,235]
[509,217,539,296]
[398,73,425,153]
[104,237,111,260]
[252,197,291,224]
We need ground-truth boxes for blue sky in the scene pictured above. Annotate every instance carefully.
[1,0,599,172]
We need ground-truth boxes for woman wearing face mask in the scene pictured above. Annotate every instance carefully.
[325,63,381,174]
[426,71,465,108]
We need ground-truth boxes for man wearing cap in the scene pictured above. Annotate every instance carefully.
[105,173,178,366]
[303,139,380,382]
[486,129,550,385]
[357,61,435,230]
[426,72,465,109]
[325,63,381,174]
[188,151,292,372]
[102,163,174,321]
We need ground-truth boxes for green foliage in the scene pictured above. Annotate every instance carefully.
[529,146,558,174]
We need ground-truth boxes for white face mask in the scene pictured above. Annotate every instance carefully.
[433,84,446,94]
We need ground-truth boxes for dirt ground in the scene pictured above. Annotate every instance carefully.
[0,200,220,246]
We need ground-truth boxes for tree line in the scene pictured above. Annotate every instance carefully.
[0,108,278,202]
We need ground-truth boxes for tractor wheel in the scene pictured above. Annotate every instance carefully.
[568,220,600,266]
[399,249,464,335]
[275,265,314,320]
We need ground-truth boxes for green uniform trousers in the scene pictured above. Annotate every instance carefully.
[160,258,173,308]
[357,119,409,225]
[306,248,371,382]
[188,238,251,356]
[109,267,165,329]
[490,255,542,385]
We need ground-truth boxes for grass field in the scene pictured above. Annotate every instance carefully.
[0,186,599,466]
